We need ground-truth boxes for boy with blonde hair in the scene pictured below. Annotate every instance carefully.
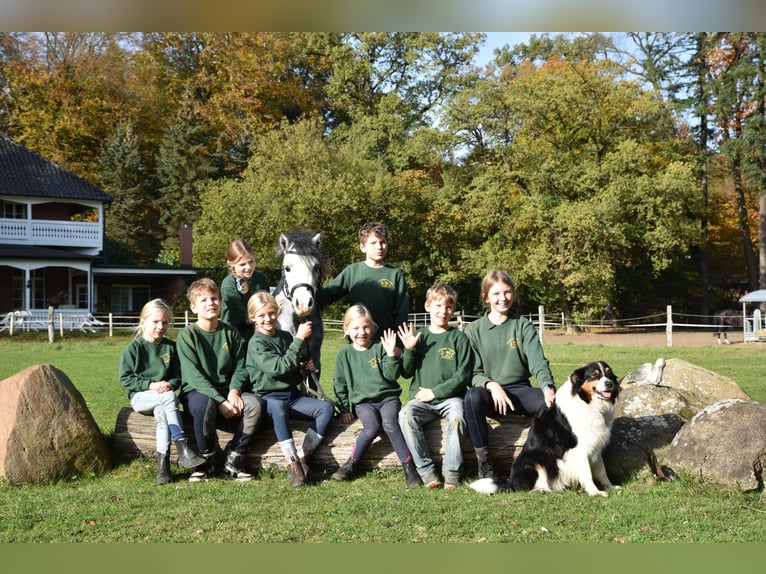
[397,283,473,489]
[177,278,262,482]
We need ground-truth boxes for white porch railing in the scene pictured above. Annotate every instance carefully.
[0,218,102,248]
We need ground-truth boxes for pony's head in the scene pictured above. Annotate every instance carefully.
[276,230,322,318]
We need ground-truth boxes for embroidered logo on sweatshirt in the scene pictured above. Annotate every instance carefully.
[506,337,519,349]
[438,348,455,360]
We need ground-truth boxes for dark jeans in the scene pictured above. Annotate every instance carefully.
[464,383,546,450]
[352,398,411,463]
[181,390,262,455]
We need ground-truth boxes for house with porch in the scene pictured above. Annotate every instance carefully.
[0,133,196,330]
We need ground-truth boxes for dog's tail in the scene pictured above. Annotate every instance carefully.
[468,477,513,494]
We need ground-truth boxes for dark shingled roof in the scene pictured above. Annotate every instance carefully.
[0,133,112,203]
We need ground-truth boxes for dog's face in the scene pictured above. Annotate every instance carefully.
[569,361,619,404]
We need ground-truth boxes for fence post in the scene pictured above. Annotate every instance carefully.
[666,305,673,347]
[9,312,14,336]
[48,306,55,343]
[538,305,545,344]
[109,313,114,337]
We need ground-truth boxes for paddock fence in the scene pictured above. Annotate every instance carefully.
[0,305,752,347]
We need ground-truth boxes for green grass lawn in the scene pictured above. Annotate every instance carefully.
[0,329,765,543]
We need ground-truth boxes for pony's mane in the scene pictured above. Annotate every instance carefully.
[276,229,321,259]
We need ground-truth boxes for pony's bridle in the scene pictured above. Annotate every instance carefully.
[280,250,320,303]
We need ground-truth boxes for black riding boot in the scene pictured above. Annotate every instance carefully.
[174,437,206,469]
[402,459,422,489]
[156,452,171,485]
[331,457,355,482]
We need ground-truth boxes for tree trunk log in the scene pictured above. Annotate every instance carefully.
[113,407,532,476]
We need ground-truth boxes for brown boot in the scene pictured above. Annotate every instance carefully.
[287,456,306,487]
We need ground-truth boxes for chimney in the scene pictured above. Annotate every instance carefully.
[179,225,193,267]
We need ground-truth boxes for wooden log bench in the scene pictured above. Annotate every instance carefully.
[113,406,532,476]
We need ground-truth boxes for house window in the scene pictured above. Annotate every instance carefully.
[1,200,26,219]
[32,270,45,308]
[111,285,150,314]
[11,270,24,309]
[76,284,88,309]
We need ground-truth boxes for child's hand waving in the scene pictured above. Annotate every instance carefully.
[381,328,398,356]
[397,322,421,350]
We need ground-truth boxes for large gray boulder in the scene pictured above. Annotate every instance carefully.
[0,364,112,484]
[605,358,752,483]
[617,357,750,420]
[665,399,766,491]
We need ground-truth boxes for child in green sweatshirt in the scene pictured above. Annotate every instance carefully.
[331,304,420,488]
[177,278,262,482]
[119,298,205,484]
[398,283,473,490]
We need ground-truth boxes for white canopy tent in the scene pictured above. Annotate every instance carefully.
[739,290,766,342]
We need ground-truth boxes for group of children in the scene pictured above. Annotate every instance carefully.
[119,222,557,489]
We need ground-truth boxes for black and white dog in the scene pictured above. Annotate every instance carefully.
[470,361,621,497]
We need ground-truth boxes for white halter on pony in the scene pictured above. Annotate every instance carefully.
[273,230,338,412]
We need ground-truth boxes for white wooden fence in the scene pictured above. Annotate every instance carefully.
[1,305,761,348]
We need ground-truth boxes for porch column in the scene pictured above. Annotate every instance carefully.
[24,268,31,311]
[88,265,94,312]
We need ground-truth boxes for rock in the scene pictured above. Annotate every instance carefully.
[0,364,112,484]
[611,357,752,483]
[603,413,685,482]
[665,399,766,490]
[617,358,750,420]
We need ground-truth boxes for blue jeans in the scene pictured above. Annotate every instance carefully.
[353,398,411,463]
[131,389,185,455]
[181,391,262,455]
[399,397,465,480]
[259,387,334,442]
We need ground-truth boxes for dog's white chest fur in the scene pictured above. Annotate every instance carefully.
[554,379,616,495]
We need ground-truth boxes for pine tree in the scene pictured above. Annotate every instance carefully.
[97,120,158,264]
[153,91,216,250]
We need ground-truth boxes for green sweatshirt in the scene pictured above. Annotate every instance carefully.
[400,327,473,403]
[177,321,249,403]
[220,271,270,342]
[324,261,410,335]
[333,342,402,413]
[118,336,181,399]
[246,329,305,394]
[464,312,555,390]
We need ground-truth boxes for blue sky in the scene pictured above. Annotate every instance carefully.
[477,32,535,65]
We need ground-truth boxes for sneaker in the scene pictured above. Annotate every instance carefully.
[477,457,495,479]
[188,468,209,483]
[422,472,442,489]
[223,452,253,482]
[444,476,459,490]
[189,452,216,482]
